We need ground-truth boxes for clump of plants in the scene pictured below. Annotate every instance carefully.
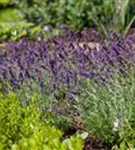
[1,0,135,40]
[77,68,135,149]
[1,1,135,150]
[0,92,84,150]
[1,30,135,91]
[14,0,135,36]
[1,28,135,149]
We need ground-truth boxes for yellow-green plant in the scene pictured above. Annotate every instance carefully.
[0,92,83,150]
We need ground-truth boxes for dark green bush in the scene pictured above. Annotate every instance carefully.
[17,0,93,30]
[15,0,135,37]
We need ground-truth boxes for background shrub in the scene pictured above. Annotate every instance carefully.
[1,0,135,40]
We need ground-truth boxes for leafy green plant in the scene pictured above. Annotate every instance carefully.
[17,0,94,30]
[0,92,84,150]
[0,22,33,40]
[76,70,135,148]
[16,0,135,37]
[1,0,135,40]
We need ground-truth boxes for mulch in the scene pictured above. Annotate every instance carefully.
[83,136,109,150]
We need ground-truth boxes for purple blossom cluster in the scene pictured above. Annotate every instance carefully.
[1,29,135,91]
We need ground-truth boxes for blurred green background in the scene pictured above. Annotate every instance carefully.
[0,0,135,40]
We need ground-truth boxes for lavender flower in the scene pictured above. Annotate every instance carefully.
[1,29,135,92]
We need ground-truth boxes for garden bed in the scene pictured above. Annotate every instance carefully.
[1,1,135,149]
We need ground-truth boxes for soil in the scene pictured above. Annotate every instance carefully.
[61,120,110,150]
[83,136,109,150]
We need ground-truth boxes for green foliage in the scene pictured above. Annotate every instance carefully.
[0,79,12,96]
[0,22,34,40]
[0,9,23,22]
[15,80,75,131]
[0,0,10,7]
[1,0,135,40]
[0,21,63,40]
[106,0,135,36]
[17,0,93,30]
[0,6,33,40]
[77,70,135,148]
[0,92,83,150]
[17,0,135,35]
[0,0,21,7]
[0,1,63,40]
[0,78,71,131]
[16,79,54,109]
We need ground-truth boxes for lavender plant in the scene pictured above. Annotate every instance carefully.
[1,30,135,90]
[76,68,135,148]
[1,30,135,124]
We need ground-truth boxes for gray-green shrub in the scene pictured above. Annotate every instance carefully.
[77,70,135,148]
